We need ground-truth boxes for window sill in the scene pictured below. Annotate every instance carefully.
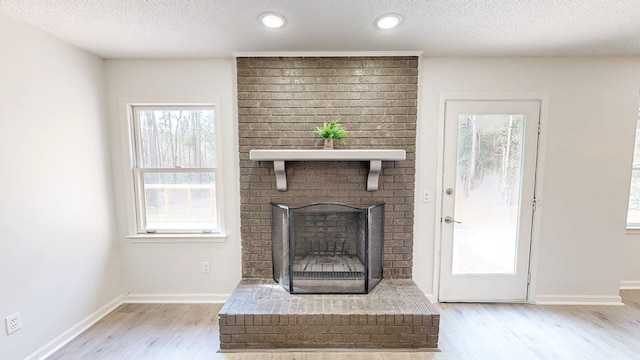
[625,228,640,235]
[126,233,228,243]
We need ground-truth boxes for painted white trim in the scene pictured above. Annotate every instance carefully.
[620,280,640,289]
[526,93,550,304]
[25,295,123,360]
[123,293,230,303]
[431,92,446,300]
[438,93,550,102]
[424,294,436,303]
[232,51,423,58]
[126,233,227,243]
[534,295,624,306]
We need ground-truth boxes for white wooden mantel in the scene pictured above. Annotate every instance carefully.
[249,149,406,191]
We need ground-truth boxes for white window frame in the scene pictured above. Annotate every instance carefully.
[627,111,640,230]
[122,100,226,242]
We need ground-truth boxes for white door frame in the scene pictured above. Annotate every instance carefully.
[432,93,549,303]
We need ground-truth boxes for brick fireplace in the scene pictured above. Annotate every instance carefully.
[219,56,439,350]
[237,56,418,279]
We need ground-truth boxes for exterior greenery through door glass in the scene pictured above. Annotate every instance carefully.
[131,105,220,233]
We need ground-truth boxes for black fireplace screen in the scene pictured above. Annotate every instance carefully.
[271,202,384,294]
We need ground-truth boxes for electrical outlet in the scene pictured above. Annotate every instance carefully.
[5,313,22,335]
[422,190,431,203]
[202,261,210,274]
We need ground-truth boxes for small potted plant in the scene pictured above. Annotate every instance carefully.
[314,119,348,150]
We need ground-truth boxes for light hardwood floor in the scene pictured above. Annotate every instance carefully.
[49,290,640,360]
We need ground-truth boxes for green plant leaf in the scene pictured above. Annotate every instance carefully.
[314,119,348,143]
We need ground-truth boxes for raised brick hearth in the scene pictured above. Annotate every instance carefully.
[219,279,439,350]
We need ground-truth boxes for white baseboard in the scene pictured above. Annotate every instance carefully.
[26,295,123,360]
[620,280,640,290]
[534,294,624,306]
[123,293,230,303]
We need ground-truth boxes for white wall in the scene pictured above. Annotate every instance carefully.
[104,59,241,299]
[0,13,122,359]
[414,57,640,301]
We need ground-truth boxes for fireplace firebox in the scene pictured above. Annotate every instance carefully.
[271,202,384,294]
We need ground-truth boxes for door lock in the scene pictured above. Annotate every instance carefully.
[443,216,462,224]
[445,188,454,195]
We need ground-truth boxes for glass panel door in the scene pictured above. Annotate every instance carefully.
[439,100,540,302]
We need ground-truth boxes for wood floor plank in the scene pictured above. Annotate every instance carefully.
[48,291,640,359]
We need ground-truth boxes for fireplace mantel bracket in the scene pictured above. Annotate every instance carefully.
[249,149,406,191]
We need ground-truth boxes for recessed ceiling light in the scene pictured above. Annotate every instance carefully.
[375,14,402,30]
[259,12,287,29]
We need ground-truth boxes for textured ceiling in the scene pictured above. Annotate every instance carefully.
[2,0,640,59]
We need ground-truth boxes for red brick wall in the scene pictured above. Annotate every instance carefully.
[237,56,417,279]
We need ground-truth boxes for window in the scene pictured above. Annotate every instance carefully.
[627,111,640,228]
[130,105,221,234]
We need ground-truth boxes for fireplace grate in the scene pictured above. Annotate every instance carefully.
[292,271,364,280]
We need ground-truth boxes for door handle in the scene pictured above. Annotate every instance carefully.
[443,216,462,224]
